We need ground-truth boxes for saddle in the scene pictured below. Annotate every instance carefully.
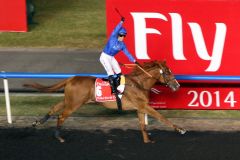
[95,75,125,102]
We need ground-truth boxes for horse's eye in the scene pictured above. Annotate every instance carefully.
[159,69,163,74]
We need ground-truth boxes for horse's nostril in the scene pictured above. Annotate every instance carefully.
[170,84,180,92]
[175,86,180,91]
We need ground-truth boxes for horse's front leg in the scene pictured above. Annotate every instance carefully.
[143,105,186,135]
[137,111,155,143]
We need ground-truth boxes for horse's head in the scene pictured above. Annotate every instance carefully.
[141,60,180,92]
[156,61,180,91]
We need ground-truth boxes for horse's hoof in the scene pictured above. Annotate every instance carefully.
[179,129,186,135]
[32,121,40,127]
[144,140,155,144]
[56,136,65,143]
[150,140,155,143]
[176,128,187,135]
[144,139,155,144]
[55,130,65,143]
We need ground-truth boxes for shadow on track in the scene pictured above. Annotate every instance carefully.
[0,127,239,160]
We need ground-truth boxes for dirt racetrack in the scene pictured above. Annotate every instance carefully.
[1,128,240,160]
[1,116,240,160]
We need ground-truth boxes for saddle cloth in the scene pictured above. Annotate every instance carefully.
[95,76,125,102]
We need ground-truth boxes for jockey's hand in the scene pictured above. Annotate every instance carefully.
[135,61,141,66]
[121,17,125,22]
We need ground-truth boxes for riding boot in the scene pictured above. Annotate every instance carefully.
[115,73,122,87]
[108,75,117,94]
[109,75,122,112]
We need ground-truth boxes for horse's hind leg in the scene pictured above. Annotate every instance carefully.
[32,101,65,127]
[137,111,155,143]
[54,103,83,143]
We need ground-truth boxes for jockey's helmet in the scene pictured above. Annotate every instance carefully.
[118,27,127,36]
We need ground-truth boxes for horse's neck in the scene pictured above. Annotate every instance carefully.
[129,71,157,90]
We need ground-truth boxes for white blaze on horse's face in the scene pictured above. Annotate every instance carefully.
[159,69,163,74]
[159,69,165,85]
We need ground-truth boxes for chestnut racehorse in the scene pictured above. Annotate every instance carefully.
[24,61,186,143]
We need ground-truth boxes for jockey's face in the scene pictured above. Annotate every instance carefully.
[118,34,126,41]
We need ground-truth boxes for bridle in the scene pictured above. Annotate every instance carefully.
[157,63,177,86]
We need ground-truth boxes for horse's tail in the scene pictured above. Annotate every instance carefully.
[23,79,68,92]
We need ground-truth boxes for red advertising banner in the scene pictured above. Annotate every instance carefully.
[106,0,240,76]
[0,0,27,32]
[150,85,240,110]
[106,0,240,110]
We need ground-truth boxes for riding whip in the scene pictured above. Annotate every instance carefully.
[115,8,124,18]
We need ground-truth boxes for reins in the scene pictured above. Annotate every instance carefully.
[122,63,173,86]
[122,63,162,92]
[122,64,153,78]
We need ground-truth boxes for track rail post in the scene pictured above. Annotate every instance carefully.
[144,113,148,125]
[2,71,12,124]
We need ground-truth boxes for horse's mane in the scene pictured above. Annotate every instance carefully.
[129,60,164,76]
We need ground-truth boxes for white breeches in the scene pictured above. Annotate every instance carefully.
[100,52,121,76]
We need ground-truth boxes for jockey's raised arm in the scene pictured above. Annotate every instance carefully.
[109,20,124,38]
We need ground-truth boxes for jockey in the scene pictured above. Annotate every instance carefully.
[100,17,137,94]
